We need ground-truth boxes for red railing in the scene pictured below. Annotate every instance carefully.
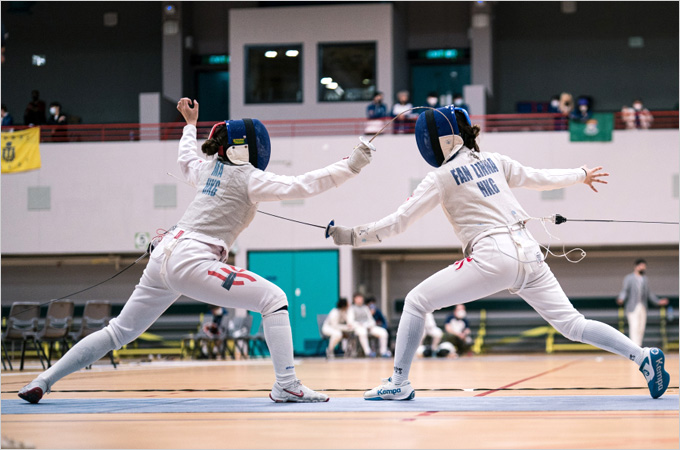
[2,111,677,143]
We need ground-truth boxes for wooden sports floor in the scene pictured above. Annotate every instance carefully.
[2,352,678,449]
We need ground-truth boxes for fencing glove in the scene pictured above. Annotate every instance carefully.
[347,136,375,174]
[327,225,355,246]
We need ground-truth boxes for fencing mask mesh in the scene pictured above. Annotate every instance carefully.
[414,106,471,167]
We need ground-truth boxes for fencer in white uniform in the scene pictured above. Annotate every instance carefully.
[19,98,374,404]
[328,105,670,401]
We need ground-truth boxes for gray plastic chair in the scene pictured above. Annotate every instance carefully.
[36,300,75,367]
[2,302,46,370]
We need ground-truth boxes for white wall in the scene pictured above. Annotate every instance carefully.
[228,3,394,121]
[2,129,677,300]
[3,129,677,255]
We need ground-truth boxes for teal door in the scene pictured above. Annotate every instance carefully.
[197,71,230,121]
[411,64,471,108]
[248,250,339,355]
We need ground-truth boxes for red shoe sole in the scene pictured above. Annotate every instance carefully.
[18,387,43,404]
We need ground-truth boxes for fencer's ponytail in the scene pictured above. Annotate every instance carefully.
[201,125,228,157]
[455,110,481,153]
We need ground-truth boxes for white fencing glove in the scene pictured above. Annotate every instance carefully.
[347,136,375,174]
[327,225,355,246]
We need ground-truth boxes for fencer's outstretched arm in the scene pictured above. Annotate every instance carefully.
[495,153,608,192]
[328,172,440,247]
[176,98,210,187]
[247,139,374,203]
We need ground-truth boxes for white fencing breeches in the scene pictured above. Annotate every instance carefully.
[107,233,287,349]
[354,325,388,355]
[403,231,587,343]
[626,303,648,347]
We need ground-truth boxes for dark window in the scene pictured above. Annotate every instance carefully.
[245,45,302,104]
[318,42,376,102]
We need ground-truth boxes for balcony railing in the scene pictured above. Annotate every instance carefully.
[2,111,677,143]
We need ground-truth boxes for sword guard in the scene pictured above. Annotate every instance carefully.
[554,214,567,225]
[325,220,335,239]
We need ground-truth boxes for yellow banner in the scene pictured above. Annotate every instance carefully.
[1,127,42,173]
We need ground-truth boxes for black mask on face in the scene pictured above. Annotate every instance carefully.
[638,270,646,276]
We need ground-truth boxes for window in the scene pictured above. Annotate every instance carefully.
[245,45,302,104]
[318,42,376,102]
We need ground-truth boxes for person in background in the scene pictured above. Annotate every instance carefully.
[621,99,653,130]
[425,92,440,109]
[365,91,389,135]
[419,312,443,357]
[24,89,46,126]
[351,293,390,358]
[558,92,574,118]
[548,95,561,114]
[570,97,593,123]
[391,90,417,134]
[198,305,227,359]
[366,297,388,330]
[46,102,67,125]
[548,94,567,131]
[366,91,388,119]
[443,304,473,357]
[321,298,354,359]
[617,259,668,346]
[1,103,13,126]
[452,93,469,114]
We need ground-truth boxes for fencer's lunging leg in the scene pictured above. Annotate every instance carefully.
[391,304,426,385]
[36,328,117,391]
[580,320,644,365]
[262,307,297,387]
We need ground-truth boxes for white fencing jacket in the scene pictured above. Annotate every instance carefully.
[176,124,359,250]
[351,146,586,252]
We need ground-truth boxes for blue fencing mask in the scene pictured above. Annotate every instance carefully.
[414,105,471,167]
[208,118,271,170]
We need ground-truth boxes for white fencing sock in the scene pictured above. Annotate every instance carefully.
[581,319,644,365]
[391,310,425,385]
[37,328,117,390]
[262,309,297,387]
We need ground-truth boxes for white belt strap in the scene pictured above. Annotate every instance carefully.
[160,229,185,286]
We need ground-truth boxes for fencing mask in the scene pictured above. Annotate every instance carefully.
[414,105,471,167]
[208,118,271,170]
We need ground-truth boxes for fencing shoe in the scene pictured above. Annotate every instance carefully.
[364,377,415,401]
[18,378,49,404]
[269,379,329,403]
[639,347,670,399]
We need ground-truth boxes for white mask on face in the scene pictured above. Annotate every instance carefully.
[455,310,466,319]
[633,103,642,110]
[427,97,438,107]
[49,107,57,115]
[551,100,560,108]
[453,99,463,106]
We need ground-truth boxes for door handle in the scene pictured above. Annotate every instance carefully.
[300,303,306,318]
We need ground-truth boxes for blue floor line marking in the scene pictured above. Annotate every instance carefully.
[2,395,678,415]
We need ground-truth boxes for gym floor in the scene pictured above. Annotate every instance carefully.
[2,352,678,449]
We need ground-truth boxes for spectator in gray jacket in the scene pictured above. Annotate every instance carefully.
[616,259,668,346]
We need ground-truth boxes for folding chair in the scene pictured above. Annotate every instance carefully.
[69,300,117,368]
[36,300,75,367]
[2,302,46,371]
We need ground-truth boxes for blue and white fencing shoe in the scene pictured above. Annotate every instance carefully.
[364,377,415,401]
[639,347,670,399]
